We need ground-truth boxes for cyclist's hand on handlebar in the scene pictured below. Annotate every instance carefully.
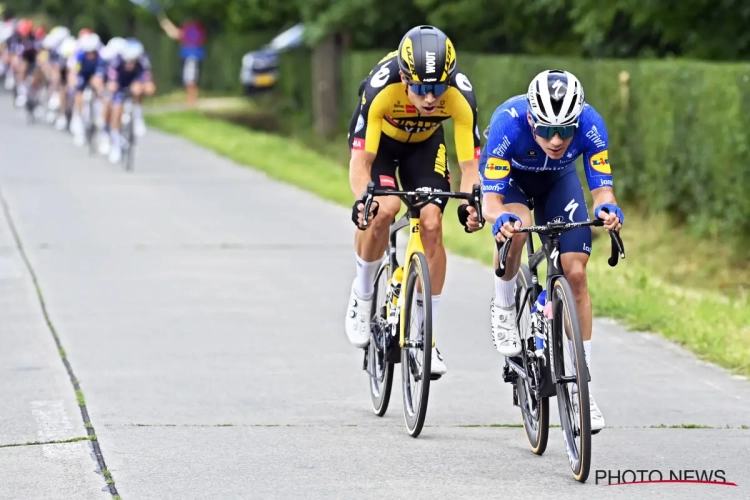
[351,199,379,230]
[457,204,481,233]
[492,213,522,243]
[594,203,623,232]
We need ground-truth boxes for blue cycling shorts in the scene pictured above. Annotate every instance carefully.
[501,168,592,255]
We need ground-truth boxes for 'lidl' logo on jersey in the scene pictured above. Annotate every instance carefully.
[590,150,611,174]
[484,157,511,180]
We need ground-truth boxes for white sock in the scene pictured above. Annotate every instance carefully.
[430,294,441,337]
[414,293,440,339]
[133,104,143,122]
[583,340,591,369]
[494,275,517,307]
[353,253,379,300]
[568,340,592,368]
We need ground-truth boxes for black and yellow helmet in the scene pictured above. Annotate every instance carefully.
[397,25,456,84]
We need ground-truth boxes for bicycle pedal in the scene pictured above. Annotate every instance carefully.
[502,364,518,383]
[429,373,442,381]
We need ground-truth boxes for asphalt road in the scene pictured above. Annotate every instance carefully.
[1,100,749,500]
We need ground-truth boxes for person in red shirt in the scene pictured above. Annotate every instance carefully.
[158,13,205,108]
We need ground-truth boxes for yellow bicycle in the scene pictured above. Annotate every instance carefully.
[360,181,483,437]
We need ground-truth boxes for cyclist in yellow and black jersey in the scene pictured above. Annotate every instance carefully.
[345,25,484,377]
[351,51,480,162]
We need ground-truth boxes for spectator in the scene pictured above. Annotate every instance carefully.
[157,13,205,108]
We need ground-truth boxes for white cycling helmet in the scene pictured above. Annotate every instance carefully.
[106,36,126,55]
[526,69,585,126]
[121,39,144,61]
[59,36,77,58]
[79,32,100,52]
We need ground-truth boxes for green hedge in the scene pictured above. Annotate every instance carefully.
[275,51,750,246]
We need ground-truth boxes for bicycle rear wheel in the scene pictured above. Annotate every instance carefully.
[515,264,549,455]
[367,259,395,416]
[122,114,134,171]
[551,277,591,482]
[401,251,431,438]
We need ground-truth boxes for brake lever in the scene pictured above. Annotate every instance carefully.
[471,183,484,228]
[361,182,375,229]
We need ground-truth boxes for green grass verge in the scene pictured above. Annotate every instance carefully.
[146,111,750,376]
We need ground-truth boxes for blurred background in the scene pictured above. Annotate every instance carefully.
[3,0,749,373]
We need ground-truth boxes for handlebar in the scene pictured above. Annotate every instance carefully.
[494,219,625,278]
[360,181,484,230]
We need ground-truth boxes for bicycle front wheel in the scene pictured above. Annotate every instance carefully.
[401,251,431,438]
[368,259,395,416]
[551,277,591,482]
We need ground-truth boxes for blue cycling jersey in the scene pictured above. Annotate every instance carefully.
[480,94,613,196]
[75,49,104,76]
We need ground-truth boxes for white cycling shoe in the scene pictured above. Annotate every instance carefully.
[490,296,521,356]
[345,282,372,348]
[572,390,606,433]
[430,347,447,377]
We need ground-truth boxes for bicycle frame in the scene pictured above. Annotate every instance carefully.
[386,205,429,349]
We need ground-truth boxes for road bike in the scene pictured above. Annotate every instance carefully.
[495,211,625,482]
[360,181,483,437]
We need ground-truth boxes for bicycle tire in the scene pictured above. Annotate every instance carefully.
[86,95,97,156]
[401,251,431,438]
[551,276,591,482]
[123,114,135,171]
[515,264,550,455]
[368,259,395,416]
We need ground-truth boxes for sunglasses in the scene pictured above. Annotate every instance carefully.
[531,119,578,140]
[407,81,448,97]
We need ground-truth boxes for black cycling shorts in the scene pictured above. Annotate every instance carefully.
[347,105,451,212]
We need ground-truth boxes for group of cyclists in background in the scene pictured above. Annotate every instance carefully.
[0,12,155,165]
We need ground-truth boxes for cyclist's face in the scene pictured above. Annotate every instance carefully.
[401,74,438,115]
[527,113,573,160]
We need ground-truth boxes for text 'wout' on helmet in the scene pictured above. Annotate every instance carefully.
[397,25,456,84]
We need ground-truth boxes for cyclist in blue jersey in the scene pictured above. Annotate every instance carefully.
[96,36,126,155]
[105,38,156,164]
[480,70,624,433]
[69,32,105,147]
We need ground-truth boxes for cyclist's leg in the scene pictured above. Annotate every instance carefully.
[532,169,604,429]
[130,71,155,136]
[345,127,401,347]
[107,83,125,163]
[70,70,89,141]
[532,169,592,341]
[479,148,533,356]
[396,128,458,372]
[97,74,113,153]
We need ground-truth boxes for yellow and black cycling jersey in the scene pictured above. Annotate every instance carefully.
[351,51,481,163]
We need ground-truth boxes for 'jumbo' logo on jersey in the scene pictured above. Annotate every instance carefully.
[484,157,511,180]
[425,51,436,74]
[387,116,441,134]
[590,150,611,174]
[586,125,606,149]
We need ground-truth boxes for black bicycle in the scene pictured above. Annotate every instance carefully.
[495,214,624,483]
[361,181,483,437]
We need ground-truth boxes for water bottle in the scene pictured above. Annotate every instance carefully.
[531,290,547,358]
[387,267,403,324]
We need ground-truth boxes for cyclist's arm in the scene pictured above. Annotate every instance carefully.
[580,109,619,213]
[349,83,389,199]
[479,113,517,224]
[448,77,482,200]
